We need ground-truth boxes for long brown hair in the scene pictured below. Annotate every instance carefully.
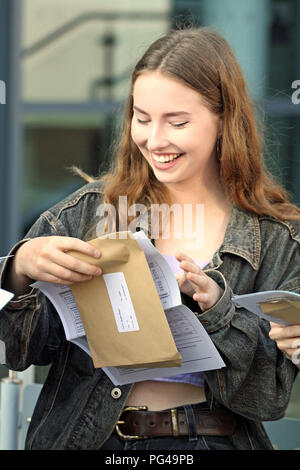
[79,27,300,221]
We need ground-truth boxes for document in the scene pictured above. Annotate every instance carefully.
[32,230,225,379]
[0,288,14,311]
[103,304,225,385]
[0,255,14,310]
[33,280,225,384]
[233,290,300,325]
[33,282,91,356]
[133,231,182,310]
[0,255,14,261]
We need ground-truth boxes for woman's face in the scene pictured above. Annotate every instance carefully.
[131,71,222,189]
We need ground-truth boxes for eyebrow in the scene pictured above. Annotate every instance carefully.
[133,105,191,118]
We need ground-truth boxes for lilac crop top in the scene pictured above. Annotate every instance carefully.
[153,255,208,388]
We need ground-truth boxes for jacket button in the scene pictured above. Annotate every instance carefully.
[111,387,122,399]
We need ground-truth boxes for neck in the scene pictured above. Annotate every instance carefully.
[165,176,228,208]
[163,156,228,207]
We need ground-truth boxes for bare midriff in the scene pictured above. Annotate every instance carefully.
[125,381,206,411]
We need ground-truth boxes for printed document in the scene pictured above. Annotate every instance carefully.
[233,290,300,324]
[104,304,225,385]
[32,231,225,382]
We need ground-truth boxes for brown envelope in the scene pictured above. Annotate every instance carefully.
[260,300,300,325]
[69,232,182,369]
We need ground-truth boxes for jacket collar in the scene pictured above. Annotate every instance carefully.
[218,203,261,271]
[137,202,261,271]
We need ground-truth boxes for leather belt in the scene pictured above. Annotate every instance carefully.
[115,405,237,440]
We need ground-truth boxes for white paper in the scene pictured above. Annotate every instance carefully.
[0,288,14,310]
[31,281,86,340]
[103,272,139,333]
[233,290,300,324]
[103,304,225,385]
[133,231,182,309]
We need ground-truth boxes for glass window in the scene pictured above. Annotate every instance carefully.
[21,0,171,232]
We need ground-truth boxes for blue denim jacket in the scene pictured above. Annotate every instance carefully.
[0,182,299,450]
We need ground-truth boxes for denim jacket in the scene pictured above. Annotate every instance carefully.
[0,182,299,450]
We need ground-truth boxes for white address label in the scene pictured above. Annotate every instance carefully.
[103,272,139,333]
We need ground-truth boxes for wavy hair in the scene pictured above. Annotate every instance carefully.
[77,27,300,222]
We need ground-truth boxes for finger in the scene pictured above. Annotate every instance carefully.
[175,252,196,264]
[176,273,195,296]
[33,271,93,285]
[269,324,300,341]
[269,326,284,340]
[186,272,209,291]
[270,322,285,328]
[276,338,297,351]
[176,274,187,288]
[43,262,95,283]
[48,250,102,277]
[54,237,101,259]
[180,260,202,275]
[193,291,210,304]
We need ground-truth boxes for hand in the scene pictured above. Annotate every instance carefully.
[175,252,223,312]
[269,322,300,367]
[14,236,102,285]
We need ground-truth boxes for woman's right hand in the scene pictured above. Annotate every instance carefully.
[11,236,102,292]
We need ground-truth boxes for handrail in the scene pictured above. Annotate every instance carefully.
[21,10,170,58]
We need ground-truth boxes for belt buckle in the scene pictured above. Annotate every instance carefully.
[115,405,148,440]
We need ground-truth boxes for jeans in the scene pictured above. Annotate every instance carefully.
[100,403,235,450]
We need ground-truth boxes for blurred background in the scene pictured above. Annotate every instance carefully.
[0,0,299,427]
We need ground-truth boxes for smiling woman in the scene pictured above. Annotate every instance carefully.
[0,26,299,451]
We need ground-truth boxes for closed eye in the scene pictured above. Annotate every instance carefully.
[171,121,189,128]
[137,118,150,125]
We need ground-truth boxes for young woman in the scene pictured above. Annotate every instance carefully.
[0,27,299,450]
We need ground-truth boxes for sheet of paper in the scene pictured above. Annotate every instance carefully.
[103,304,225,385]
[31,281,86,340]
[70,335,91,356]
[0,288,14,310]
[133,231,181,309]
[0,255,14,261]
[233,290,300,324]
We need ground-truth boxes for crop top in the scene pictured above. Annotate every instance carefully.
[152,255,208,388]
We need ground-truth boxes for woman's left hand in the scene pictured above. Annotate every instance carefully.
[269,322,300,368]
[175,252,223,312]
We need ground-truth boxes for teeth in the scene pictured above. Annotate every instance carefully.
[153,153,181,163]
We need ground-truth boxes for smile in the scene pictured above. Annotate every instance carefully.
[152,153,183,163]
[150,152,185,170]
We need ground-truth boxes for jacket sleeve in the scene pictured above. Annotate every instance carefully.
[0,214,65,371]
[200,260,299,422]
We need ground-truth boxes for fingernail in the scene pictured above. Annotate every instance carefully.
[94,250,101,258]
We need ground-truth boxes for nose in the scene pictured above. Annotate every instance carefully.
[147,123,169,152]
